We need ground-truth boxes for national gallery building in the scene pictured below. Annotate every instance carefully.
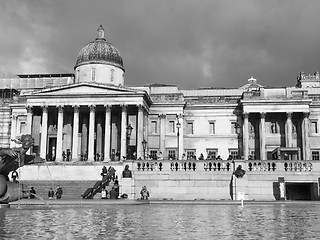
[1,25,320,163]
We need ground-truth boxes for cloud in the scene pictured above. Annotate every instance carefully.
[1,0,320,89]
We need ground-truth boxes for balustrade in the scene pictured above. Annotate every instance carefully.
[135,160,233,172]
[134,159,316,173]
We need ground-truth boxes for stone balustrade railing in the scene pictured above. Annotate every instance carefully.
[133,160,317,173]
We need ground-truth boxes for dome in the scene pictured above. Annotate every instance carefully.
[74,25,124,71]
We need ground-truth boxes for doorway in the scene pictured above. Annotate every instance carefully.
[48,137,57,161]
[285,182,317,200]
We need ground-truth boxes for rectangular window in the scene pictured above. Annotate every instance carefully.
[151,120,157,134]
[167,149,176,160]
[206,149,218,160]
[149,150,158,160]
[311,121,318,133]
[209,122,215,134]
[186,150,196,160]
[168,120,175,133]
[229,149,239,160]
[231,122,237,134]
[187,122,194,134]
[312,151,320,160]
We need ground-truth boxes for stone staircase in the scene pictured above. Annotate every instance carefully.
[21,180,98,200]
[20,179,120,200]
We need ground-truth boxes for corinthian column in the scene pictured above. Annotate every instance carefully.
[259,113,266,160]
[26,106,33,134]
[10,115,17,148]
[286,112,293,148]
[302,112,310,160]
[72,105,79,161]
[243,113,249,160]
[40,105,48,159]
[120,105,128,160]
[137,105,144,159]
[88,105,95,161]
[56,105,64,162]
[104,105,111,162]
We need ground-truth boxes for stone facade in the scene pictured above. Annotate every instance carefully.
[2,26,320,200]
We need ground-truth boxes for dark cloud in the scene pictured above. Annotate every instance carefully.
[1,0,320,89]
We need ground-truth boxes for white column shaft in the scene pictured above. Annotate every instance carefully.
[56,106,64,162]
[243,113,249,160]
[259,113,266,160]
[120,106,127,160]
[136,106,144,159]
[72,106,79,161]
[104,106,111,162]
[10,115,17,148]
[88,105,95,161]
[40,106,48,159]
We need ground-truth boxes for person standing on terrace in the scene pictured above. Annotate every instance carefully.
[157,152,163,160]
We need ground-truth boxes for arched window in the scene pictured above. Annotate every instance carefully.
[110,69,114,82]
[92,67,96,82]
[77,70,80,83]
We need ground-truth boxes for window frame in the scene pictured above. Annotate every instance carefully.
[186,121,194,135]
[185,149,196,160]
[206,148,218,160]
[209,121,216,135]
[150,119,158,135]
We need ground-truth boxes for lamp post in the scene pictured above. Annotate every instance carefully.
[176,120,181,160]
[126,124,133,159]
[142,139,147,160]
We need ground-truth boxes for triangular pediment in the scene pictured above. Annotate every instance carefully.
[27,83,143,96]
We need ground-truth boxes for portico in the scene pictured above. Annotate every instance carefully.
[17,83,151,162]
[241,95,312,160]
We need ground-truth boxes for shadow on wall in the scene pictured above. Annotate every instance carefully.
[229,175,233,200]
[272,182,281,200]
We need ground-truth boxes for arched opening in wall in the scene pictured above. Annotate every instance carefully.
[285,182,318,200]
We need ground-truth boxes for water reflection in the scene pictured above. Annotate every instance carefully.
[0,204,320,239]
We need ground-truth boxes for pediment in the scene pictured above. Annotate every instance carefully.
[28,83,141,97]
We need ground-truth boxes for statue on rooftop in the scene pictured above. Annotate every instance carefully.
[0,134,41,203]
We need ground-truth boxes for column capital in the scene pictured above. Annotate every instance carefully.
[73,105,80,113]
[260,112,266,119]
[303,112,310,118]
[57,105,64,113]
[121,105,127,112]
[159,114,166,119]
[11,114,17,120]
[243,112,249,118]
[104,105,111,112]
[286,112,293,119]
[89,104,96,112]
[138,104,144,112]
[42,105,48,113]
[26,105,33,113]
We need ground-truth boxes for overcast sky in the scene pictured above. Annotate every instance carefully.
[1,0,320,89]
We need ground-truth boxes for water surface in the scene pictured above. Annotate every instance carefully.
[0,203,319,239]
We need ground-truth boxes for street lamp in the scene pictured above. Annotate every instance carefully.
[142,139,147,160]
[176,120,181,160]
[126,124,133,159]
